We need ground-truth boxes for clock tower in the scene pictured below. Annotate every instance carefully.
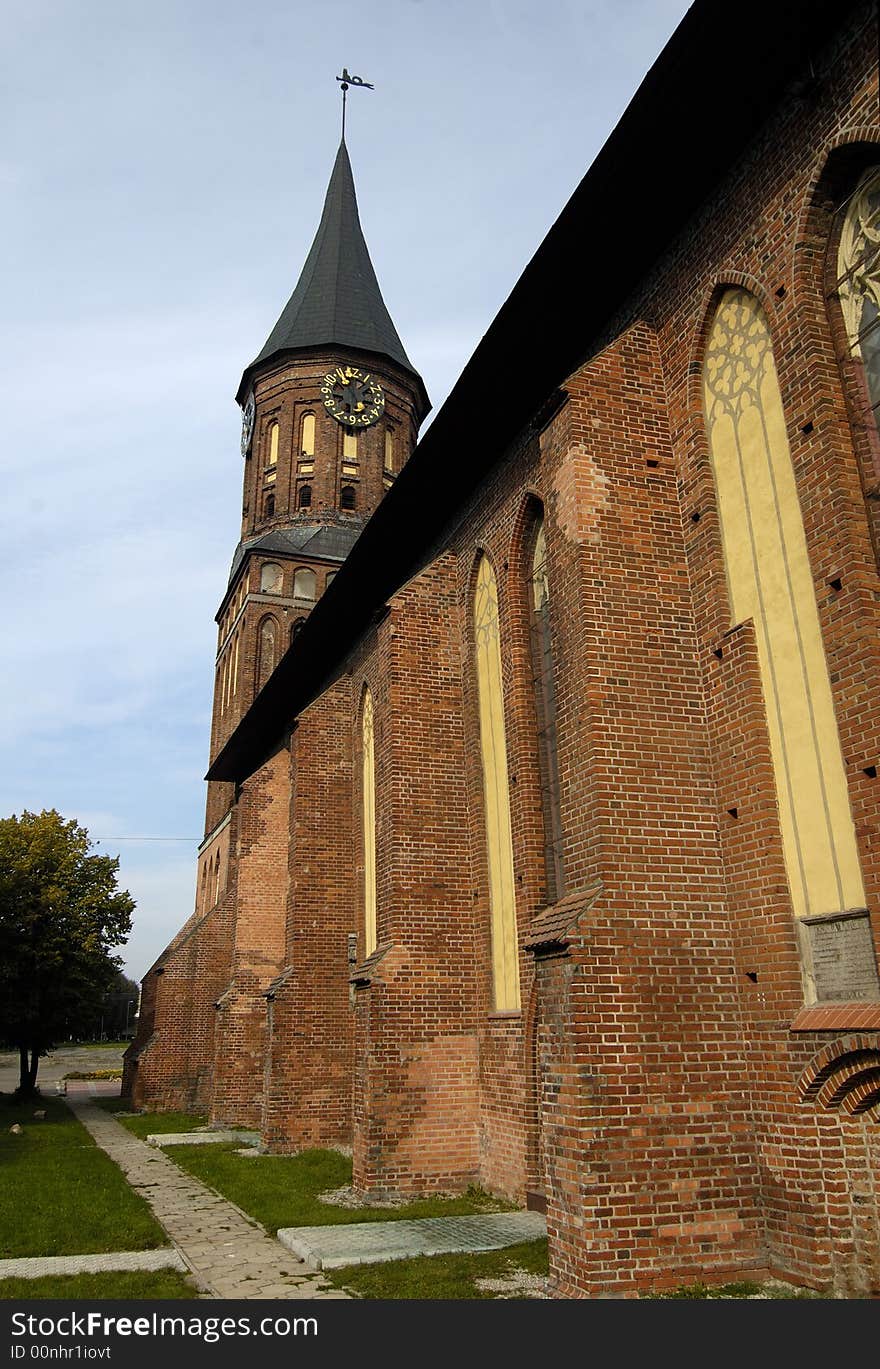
[205,137,429,830]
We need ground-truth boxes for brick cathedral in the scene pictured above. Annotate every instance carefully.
[125,0,880,1297]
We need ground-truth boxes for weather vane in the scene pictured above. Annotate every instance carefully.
[336,67,374,140]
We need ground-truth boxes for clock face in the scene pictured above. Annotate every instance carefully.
[241,392,256,456]
[321,366,384,427]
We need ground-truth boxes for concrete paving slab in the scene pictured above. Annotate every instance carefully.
[146,1130,260,1148]
[0,1249,187,1280]
[277,1211,546,1270]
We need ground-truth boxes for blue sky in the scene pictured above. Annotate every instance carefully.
[1,0,692,981]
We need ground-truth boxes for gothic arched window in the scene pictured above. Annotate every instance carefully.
[231,630,240,697]
[340,485,357,512]
[293,568,316,601]
[362,686,377,956]
[266,421,279,483]
[703,289,866,953]
[301,413,315,457]
[298,484,312,509]
[257,617,277,691]
[260,562,283,594]
[264,493,275,519]
[473,553,520,1011]
[528,515,565,902]
[836,166,880,437]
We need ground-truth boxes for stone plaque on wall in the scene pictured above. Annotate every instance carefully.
[801,911,880,1002]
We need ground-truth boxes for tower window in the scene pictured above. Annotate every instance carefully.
[293,567,317,602]
[298,484,312,509]
[340,485,357,512]
[264,493,275,518]
[260,562,283,594]
[267,421,279,477]
[384,428,394,472]
[301,413,315,458]
[343,430,357,461]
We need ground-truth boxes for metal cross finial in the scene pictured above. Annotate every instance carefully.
[336,67,374,140]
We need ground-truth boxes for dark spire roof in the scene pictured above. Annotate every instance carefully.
[238,141,425,404]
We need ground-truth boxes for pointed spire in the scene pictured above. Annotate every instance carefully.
[239,141,424,402]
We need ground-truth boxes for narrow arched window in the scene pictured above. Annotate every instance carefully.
[221,653,230,713]
[266,422,279,483]
[264,492,275,518]
[703,289,866,946]
[836,166,880,436]
[200,861,208,913]
[257,617,277,690]
[474,554,520,1011]
[298,484,312,509]
[384,428,394,472]
[293,568,316,601]
[301,413,315,457]
[260,562,283,594]
[231,631,240,697]
[213,852,221,905]
[362,686,377,956]
[528,516,565,901]
[290,617,305,645]
[340,485,357,512]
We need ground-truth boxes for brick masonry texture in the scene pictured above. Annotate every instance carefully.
[126,3,880,1298]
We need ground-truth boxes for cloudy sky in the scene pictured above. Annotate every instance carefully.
[1,0,692,982]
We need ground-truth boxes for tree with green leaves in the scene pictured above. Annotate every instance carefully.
[0,810,135,1097]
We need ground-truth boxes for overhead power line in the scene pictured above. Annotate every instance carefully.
[93,836,199,843]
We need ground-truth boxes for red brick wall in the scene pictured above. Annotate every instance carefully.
[211,748,289,1128]
[262,679,357,1151]
[351,556,482,1194]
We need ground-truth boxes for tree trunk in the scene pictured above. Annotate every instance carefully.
[16,1045,40,1097]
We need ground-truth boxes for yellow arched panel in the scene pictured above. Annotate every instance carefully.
[362,687,377,956]
[301,413,315,457]
[474,555,521,1010]
[704,289,866,919]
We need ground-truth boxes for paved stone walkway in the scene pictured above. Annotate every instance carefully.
[278,1211,547,1270]
[0,1250,187,1280]
[67,1099,348,1300]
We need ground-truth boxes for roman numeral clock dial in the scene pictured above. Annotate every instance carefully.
[321,366,385,427]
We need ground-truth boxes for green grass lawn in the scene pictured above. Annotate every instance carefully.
[0,1094,167,1258]
[0,1270,200,1300]
[97,1100,208,1139]
[325,1238,549,1299]
[160,1142,512,1235]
